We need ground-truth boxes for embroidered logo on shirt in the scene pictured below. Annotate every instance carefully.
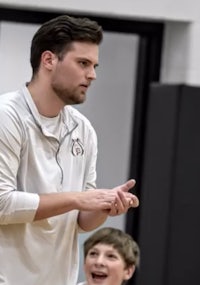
[71,138,84,156]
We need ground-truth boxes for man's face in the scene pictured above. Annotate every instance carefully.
[84,243,134,285]
[50,41,99,105]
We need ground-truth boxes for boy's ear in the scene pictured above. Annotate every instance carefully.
[124,265,135,280]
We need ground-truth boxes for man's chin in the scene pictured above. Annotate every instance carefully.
[63,96,86,106]
[74,95,86,105]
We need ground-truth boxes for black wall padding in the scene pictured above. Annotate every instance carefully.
[133,84,200,285]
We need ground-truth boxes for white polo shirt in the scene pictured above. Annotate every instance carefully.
[0,86,97,285]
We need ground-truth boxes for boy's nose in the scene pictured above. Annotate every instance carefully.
[95,255,105,266]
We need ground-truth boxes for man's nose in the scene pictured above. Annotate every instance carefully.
[87,67,96,80]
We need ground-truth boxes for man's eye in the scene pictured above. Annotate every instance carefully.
[79,61,88,67]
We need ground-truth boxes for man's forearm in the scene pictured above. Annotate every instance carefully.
[77,210,108,231]
[34,192,78,221]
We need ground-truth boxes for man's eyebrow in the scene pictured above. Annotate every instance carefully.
[77,57,99,67]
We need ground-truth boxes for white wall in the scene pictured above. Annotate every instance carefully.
[0,21,39,93]
[161,22,192,84]
[1,0,200,86]
[160,21,200,86]
[0,0,198,22]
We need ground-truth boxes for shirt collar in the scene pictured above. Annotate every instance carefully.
[21,85,78,135]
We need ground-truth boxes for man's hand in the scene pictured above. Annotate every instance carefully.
[77,179,139,231]
[106,179,139,216]
[34,179,138,221]
[76,179,138,214]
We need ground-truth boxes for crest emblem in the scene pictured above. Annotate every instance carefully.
[71,138,84,156]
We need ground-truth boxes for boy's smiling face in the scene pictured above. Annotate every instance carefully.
[84,243,135,285]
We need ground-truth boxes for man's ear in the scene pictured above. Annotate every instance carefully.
[124,265,135,281]
[41,50,57,70]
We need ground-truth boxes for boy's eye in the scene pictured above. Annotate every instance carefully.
[89,251,98,256]
[107,254,117,259]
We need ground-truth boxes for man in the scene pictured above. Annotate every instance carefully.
[0,15,139,285]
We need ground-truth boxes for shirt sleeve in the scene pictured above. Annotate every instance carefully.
[0,105,39,224]
[85,125,98,190]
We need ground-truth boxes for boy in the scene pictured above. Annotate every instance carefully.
[78,227,140,285]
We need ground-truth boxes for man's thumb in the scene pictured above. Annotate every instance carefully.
[123,179,136,191]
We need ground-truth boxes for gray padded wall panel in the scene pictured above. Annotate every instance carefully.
[134,84,200,285]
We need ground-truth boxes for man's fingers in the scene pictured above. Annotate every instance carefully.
[117,189,139,208]
[120,179,136,192]
[129,196,139,207]
[126,179,136,188]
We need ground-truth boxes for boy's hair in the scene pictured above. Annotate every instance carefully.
[30,14,103,75]
[83,227,140,268]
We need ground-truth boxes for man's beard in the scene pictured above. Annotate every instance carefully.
[52,85,86,105]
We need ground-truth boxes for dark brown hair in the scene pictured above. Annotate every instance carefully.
[30,14,103,75]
